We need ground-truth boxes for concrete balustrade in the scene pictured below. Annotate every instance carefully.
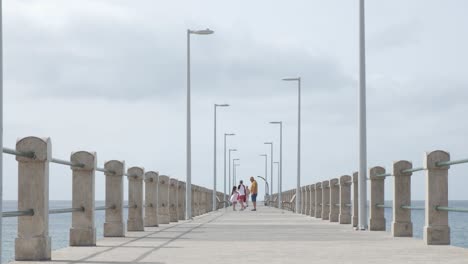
[5,135,222,261]
[369,167,385,231]
[329,178,339,222]
[70,151,96,246]
[322,181,330,220]
[158,175,170,224]
[169,178,179,222]
[352,171,358,227]
[392,160,413,237]
[339,175,351,224]
[178,181,186,221]
[144,171,159,227]
[104,160,125,237]
[301,186,306,214]
[315,183,322,218]
[191,185,197,217]
[424,151,450,245]
[127,167,144,231]
[15,137,52,261]
[309,184,315,216]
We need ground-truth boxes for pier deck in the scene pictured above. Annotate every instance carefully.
[10,205,468,264]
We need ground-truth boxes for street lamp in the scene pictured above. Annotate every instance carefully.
[282,77,301,213]
[256,176,269,205]
[270,121,283,208]
[233,159,240,187]
[264,142,274,197]
[224,133,235,208]
[358,0,368,230]
[259,154,268,197]
[213,104,229,211]
[186,28,214,220]
[228,149,237,193]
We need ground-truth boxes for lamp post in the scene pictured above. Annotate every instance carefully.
[228,149,237,193]
[274,161,280,199]
[358,0,368,230]
[213,104,229,211]
[224,133,235,208]
[270,121,283,208]
[282,77,301,213]
[256,176,269,205]
[259,154,268,197]
[233,159,240,187]
[264,142,274,197]
[186,28,214,219]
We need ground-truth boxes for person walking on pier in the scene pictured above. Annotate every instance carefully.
[238,180,246,210]
[250,176,258,211]
[230,186,239,211]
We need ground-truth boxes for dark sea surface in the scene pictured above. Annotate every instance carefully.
[1,200,468,263]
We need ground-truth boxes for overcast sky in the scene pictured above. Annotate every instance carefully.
[3,0,468,200]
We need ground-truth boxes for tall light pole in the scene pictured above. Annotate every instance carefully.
[264,142,274,196]
[186,28,214,220]
[256,176,269,204]
[233,159,240,187]
[270,121,283,208]
[0,1,4,260]
[358,0,368,230]
[224,133,235,208]
[259,154,268,197]
[228,149,237,193]
[282,77,301,213]
[213,104,229,211]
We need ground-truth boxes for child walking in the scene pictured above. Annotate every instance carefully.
[230,186,239,211]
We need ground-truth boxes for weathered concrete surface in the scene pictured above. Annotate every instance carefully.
[10,205,468,264]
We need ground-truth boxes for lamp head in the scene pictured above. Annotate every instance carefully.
[270,121,282,124]
[216,104,230,107]
[282,77,300,81]
[191,28,214,35]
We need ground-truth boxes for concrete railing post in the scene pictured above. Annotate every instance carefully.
[352,171,358,227]
[329,178,339,222]
[144,171,159,227]
[314,183,322,218]
[392,160,413,237]
[309,184,315,216]
[15,137,52,261]
[424,150,450,245]
[127,167,144,231]
[104,160,125,237]
[191,185,197,217]
[178,181,186,221]
[70,151,96,246]
[305,185,310,216]
[301,186,307,214]
[369,167,385,231]
[339,175,352,224]
[169,178,179,222]
[158,175,170,224]
[322,181,330,220]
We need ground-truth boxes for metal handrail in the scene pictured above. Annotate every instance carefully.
[3,147,35,159]
[436,206,468,213]
[401,205,424,210]
[437,158,468,167]
[95,205,116,211]
[51,158,84,168]
[375,204,392,209]
[2,209,34,218]
[49,207,84,214]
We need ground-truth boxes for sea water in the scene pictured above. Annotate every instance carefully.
[1,200,468,263]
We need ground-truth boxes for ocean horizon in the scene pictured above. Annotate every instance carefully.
[1,200,468,263]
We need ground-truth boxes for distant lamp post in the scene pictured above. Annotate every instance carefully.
[259,154,268,197]
[228,149,237,193]
[257,176,269,205]
[213,104,229,211]
[186,28,214,219]
[282,77,301,213]
[264,142,274,197]
[270,121,283,208]
[224,133,235,208]
[233,159,240,187]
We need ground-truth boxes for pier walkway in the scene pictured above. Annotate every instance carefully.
[10,205,468,264]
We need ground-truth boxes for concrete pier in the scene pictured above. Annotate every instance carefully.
[144,171,159,227]
[10,205,468,264]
